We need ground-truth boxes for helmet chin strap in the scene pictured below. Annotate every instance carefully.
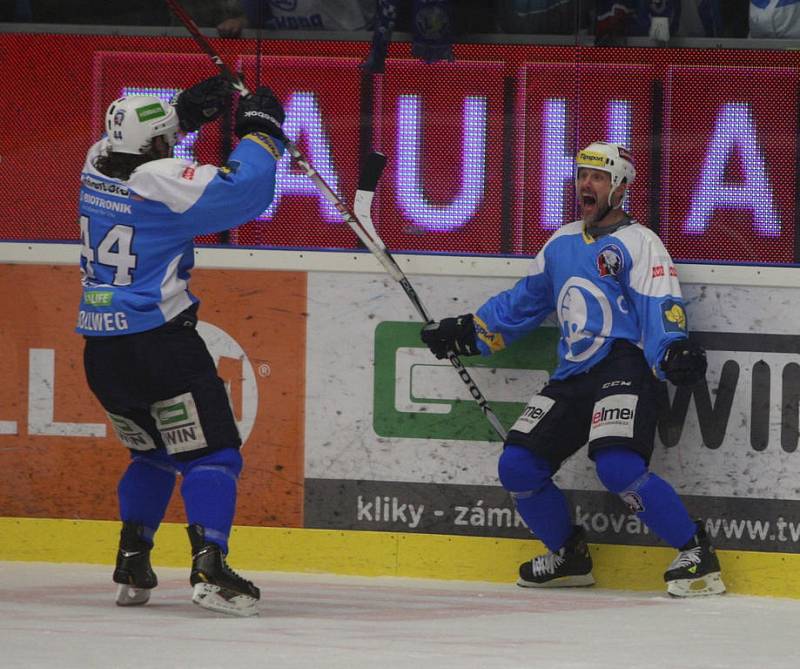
[607,183,623,209]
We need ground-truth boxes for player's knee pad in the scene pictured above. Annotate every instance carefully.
[131,448,178,475]
[179,447,243,481]
[118,450,177,532]
[497,444,552,497]
[594,447,647,493]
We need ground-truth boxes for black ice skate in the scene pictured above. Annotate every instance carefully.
[187,524,260,617]
[664,522,725,597]
[112,521,158,606]
[518,526,595,588]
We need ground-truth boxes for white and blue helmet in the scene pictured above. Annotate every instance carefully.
[105,95,179,155]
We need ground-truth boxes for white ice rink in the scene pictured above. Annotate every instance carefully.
[1,561,798,669]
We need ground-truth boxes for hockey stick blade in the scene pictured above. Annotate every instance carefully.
[354,152,388,252]
[357,152,387,192]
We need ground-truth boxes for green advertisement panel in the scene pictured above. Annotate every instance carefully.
[373,321,560,442]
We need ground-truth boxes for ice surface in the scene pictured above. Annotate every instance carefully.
[1,561,797,669]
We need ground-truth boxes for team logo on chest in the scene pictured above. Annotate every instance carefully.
[557,277,613,362]
[596,244,624,279]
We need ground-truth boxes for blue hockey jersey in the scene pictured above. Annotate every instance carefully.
[76,132,283,336]
[474,220,689,381]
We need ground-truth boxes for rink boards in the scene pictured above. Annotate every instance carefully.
[1,246,799,597]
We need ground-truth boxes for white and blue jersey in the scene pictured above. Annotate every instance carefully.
[750,0,800,38]
[77,132,283,336]
[474,219,689,381]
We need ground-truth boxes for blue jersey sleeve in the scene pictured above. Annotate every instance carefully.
[473,252,554,355]
[183,132,284,236]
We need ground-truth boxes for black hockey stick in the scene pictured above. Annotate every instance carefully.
[166,0,250,95]
[354,154,508,441]
[166,0,351,207]
[165,0,507,441]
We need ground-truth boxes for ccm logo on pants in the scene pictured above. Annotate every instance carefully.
[589,394,637,440]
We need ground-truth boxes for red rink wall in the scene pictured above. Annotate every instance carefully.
[1,33,800,595]
[1,33,799,263]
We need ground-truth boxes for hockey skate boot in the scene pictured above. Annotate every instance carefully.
[187,524,260,617]
[518,525,595,588]
[664,521,725,597]
[112,521,158,606]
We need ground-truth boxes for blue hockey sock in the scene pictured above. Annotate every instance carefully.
[118,450,178,544]
[178,448,243,554]
[594,447,696,549]
[498,445,572,552]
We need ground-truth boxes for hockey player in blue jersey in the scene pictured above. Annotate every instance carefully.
[421,142,725,597]
[77,76,285,616]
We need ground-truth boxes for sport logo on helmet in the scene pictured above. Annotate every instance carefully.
[617,146,634,165]
[597,244,624,278]
[577,150,606,168]
[113,109,125,126]
[135,103,166,122]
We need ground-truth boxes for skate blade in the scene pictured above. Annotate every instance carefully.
[517,573,596,588]
[667,572,726,597]
[191,582,259,617]
[115,584,151,606]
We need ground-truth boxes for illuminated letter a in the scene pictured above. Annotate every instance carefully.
[684,103,780,237]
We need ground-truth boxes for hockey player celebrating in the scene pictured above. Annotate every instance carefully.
[77,76,285,616]
[421,142,725,597]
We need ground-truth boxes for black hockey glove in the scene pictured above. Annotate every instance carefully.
[234,86,285,140]
[175,75,232,133]
[420,314,480,360]
[660,339,707,386]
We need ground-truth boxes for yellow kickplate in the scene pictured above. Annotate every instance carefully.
[1,517,798,598]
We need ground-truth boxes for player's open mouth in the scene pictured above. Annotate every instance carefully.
[582,194,596,206]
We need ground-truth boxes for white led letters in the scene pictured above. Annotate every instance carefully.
[684,102,780,237]
[263,91,341,222]
[395,94,487,232]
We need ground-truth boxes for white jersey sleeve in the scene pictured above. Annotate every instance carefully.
[615,225,689,378]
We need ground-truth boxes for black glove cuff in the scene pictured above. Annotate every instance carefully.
[420,313,479,360]
[661,339,707,386]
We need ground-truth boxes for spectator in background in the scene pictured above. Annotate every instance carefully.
[362,1,463,73]
[595,1,724,45]
[23,0,248,36]
[720,0,749,37]
[0,0,32,21]
[169,0,250,37]
[750,0,800,38]
[25,0,169,25]
[237,0,374,32]
[496,0,583,35]
[448,0,499,35]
